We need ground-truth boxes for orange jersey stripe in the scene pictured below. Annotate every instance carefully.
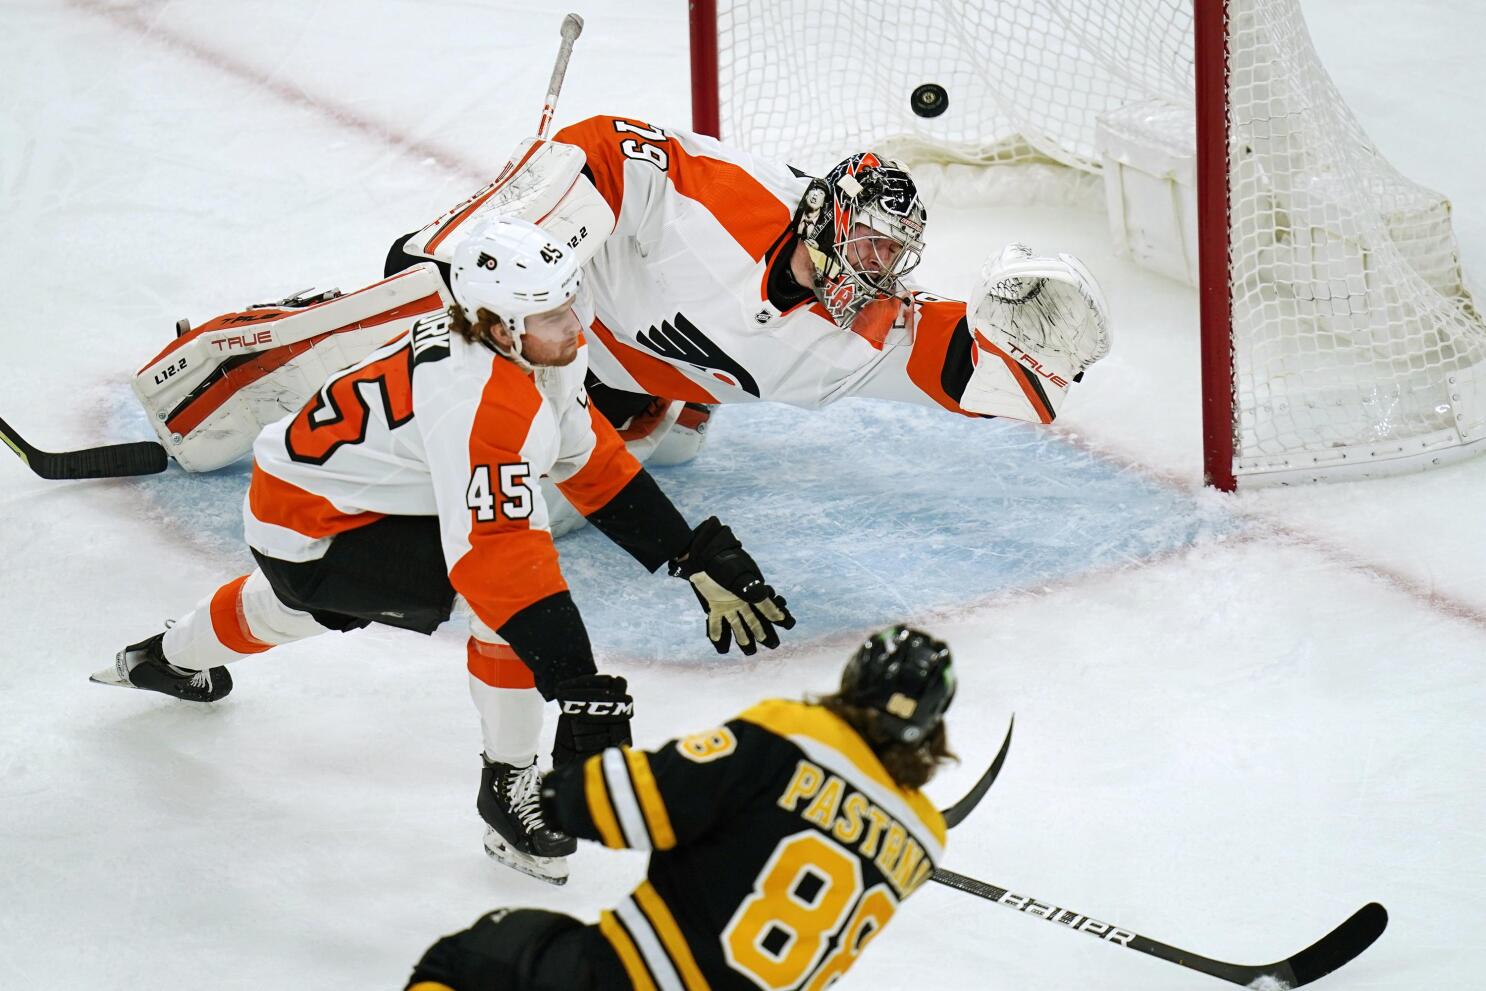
[904,300,984,419]
[247,461,385,539]
[555,115,789,261]
[587,316,719,404]
[554,117,629,217]
[466,637,536,689]
[449,360,569,633]
[209,575,272,655]
[555,403,642,516]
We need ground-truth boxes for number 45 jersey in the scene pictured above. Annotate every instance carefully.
[543,698,948,991]
[243,299,642,636]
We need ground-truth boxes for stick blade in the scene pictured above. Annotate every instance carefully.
[941,714,1014,828]
[1279,902,1387,988]
[31,441,169,480]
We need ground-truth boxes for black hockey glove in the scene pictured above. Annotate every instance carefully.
[669,516,795,656]
[406,911,513,991]
[552,674,634,768]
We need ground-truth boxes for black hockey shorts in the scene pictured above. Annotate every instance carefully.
[410,908,632,991]
[252,515,455,636]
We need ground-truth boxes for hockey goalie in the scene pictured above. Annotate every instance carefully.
[133,115,1110,521]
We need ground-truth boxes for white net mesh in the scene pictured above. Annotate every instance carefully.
[713,0,1486,484]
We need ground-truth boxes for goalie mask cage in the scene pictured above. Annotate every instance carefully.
[689,0,1486,490]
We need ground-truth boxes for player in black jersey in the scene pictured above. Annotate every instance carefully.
[407,625,956,991]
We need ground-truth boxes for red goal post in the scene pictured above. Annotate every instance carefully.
[689,0,1486,491]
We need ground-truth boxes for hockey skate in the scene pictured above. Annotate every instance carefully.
[478,757,575,886]
[89,632,233,703]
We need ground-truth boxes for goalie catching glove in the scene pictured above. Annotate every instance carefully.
[670,517,795,656]
[960,242,1111,419]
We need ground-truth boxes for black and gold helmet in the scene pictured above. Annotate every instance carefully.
[840,625,955,744]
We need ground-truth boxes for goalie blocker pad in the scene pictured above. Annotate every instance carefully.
[133,265,452,472]
[403,137,616,268]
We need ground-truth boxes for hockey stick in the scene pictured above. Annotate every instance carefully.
[929,869,1386,989]
[940,714,1013,827]
[535,14,584,140]
[932,718,1386,985]
[0,415,167,480]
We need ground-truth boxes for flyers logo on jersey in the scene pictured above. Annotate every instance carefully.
[636,313,760,397]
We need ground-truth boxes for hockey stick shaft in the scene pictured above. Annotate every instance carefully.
[930,867,1386,988]
[536,14,584,140]
[0,415,168,480]
[940,714,1013,827]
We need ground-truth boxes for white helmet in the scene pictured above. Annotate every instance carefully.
[449,217,583,362]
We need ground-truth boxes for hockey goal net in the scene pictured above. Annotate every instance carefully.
[689,0,1486,489]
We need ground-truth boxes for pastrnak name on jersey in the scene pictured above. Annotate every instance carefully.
[545,698,947,991]
[775,756,935,898]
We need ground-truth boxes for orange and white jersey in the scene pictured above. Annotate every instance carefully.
[243,304,641,634]
[550,115,1060,425]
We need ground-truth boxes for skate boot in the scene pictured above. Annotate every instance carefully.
[478,757,575,885]
[90,632,233,703]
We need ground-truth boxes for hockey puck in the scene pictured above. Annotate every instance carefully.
[910,83,948,118]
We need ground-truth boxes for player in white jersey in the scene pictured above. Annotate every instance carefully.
[95,218,794,885]
[132,116,1109,498]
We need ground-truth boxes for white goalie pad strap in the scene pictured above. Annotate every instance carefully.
[132,264,452,472]
[404,138,616,267]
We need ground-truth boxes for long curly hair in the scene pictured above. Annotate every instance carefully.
[446,304,506,351]
[816,693,955,791]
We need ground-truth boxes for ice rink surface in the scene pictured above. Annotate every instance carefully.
[2,1,1485,988]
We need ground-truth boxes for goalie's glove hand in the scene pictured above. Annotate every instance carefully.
[669,517,795,656]
[972,242,1111,377]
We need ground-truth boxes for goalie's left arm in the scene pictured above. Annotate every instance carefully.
[885,244,1111,423]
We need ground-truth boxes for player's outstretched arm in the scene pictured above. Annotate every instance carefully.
[860,245,1110,423]
[669,517,795,656]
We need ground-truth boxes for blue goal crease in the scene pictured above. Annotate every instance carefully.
[114,391,1243,665]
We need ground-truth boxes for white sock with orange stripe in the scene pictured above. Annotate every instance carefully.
[467,632,545,765]
[162,569,331,670]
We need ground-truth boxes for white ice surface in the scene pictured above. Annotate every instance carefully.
[2,1,1484,989]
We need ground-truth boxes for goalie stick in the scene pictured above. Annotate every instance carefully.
[0,415,167,480]
[536,14,583,140]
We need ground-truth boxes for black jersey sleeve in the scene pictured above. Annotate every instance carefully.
[541,717,784,851]
[583,470,693,573]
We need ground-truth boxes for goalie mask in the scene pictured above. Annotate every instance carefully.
[840,625,955,744]
[794,153,927,328]
[449,217,583,365]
